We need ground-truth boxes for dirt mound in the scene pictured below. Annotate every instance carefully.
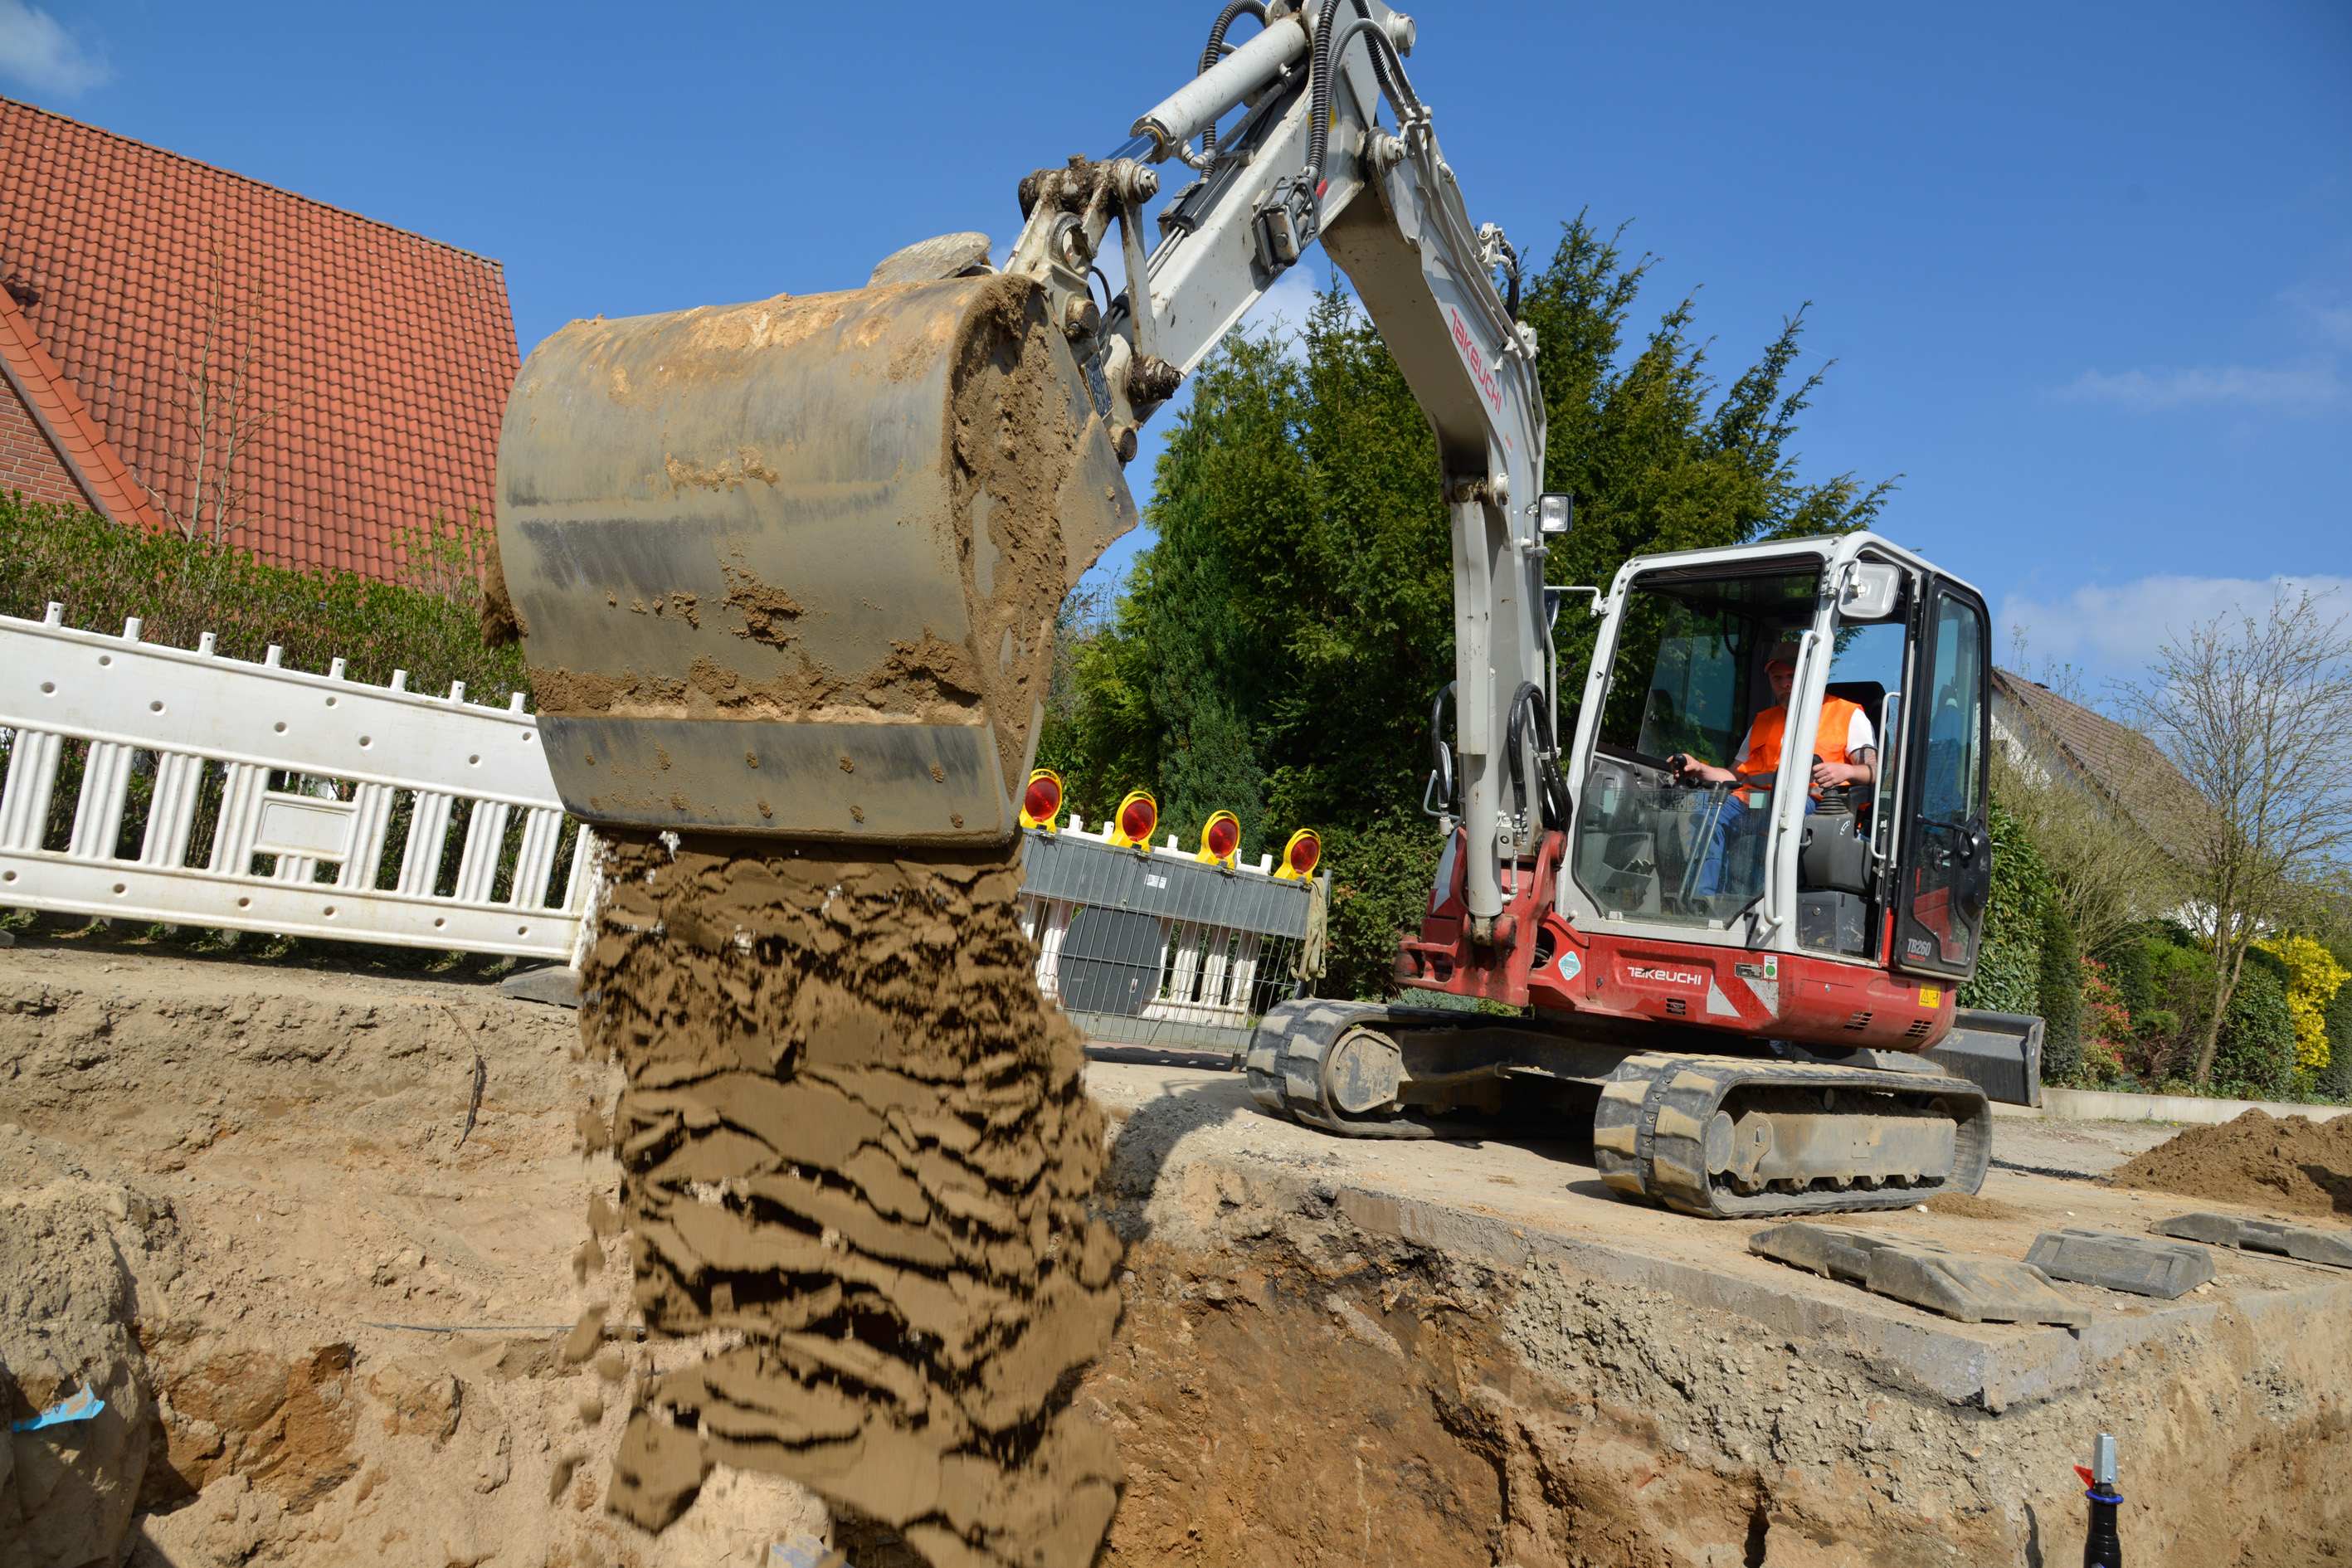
[0,1124,183,1567]
[582,831,1122,1567]
[2106,1108,2352,1217]
[0,951,578,1168]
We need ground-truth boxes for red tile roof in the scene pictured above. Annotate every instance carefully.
[0,282,167,528]
[0,97,519,579]
[1990,667,2205,859]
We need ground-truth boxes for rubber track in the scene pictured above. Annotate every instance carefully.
[1244,998,1438,1140]
[1592,1052,1994,1219]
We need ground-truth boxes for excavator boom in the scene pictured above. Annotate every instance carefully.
[497,0,1546,933]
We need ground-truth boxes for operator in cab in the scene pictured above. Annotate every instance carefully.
[1668,641,1876,899]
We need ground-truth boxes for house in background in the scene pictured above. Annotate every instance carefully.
[1989,668,2200,853]
[0,97,519,581]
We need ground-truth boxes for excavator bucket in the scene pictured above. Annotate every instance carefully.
[494,270,1137,842]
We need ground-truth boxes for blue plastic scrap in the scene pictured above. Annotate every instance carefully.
[12,1385,105,1432]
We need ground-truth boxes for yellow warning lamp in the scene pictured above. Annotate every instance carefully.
[1195,810,1241,869]
[1019,768,1064,832]
[1107,788,1159,850]
[1273,827,1322,881]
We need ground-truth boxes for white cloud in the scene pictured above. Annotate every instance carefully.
[2286,285,2352,351]
[2055,279,2352,413]
[2001,574,2352,679]
[2056,361,2343,411]
[0,0,106,95]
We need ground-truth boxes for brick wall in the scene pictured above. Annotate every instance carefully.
[0,366,95,511]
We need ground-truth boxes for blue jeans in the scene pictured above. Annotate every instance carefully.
[1694,791,1816,898]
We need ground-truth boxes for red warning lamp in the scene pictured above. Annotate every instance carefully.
[1195,810,1241,868]
[1108,788,1159,850]
[1019,768,1064,832]
[1273,827,1322,881]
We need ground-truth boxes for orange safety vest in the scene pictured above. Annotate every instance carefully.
[1736,697,1865,801]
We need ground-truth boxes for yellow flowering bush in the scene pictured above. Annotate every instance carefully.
[2254,935,2351,1073]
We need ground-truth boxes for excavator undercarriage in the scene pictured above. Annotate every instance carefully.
[1245,1000,1994,1220]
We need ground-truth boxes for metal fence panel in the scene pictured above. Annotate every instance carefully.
[1020,830,1318,937]
[1018,821,1326,1054]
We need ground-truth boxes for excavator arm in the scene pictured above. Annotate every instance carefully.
[1000,0,1553,930]
[494,1,1551,939]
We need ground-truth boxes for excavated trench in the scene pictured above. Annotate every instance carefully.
[3,935,2350,1566]
[1072,1169,2352,1567]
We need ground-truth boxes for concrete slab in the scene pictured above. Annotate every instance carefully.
[1083,1056,2352,1415]
[1983,1114,2177,1177]
[2024,1228,2216,1298]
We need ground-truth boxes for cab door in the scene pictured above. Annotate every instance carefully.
[1889,583,1992,979]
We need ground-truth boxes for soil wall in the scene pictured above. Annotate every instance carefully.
[1089,1126,2352,1568]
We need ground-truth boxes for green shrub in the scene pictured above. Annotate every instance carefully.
[1959,796,2050,1015]
[2097,925,2160,1022]
[1317,811,1444,1001]
[2073,958,2135,1088]
[2318,938,2352,1100]
[2210,959,2297,1102]
[2142,938,2218,1082]
[2036,899,2083,1083]
[0,493,528,702]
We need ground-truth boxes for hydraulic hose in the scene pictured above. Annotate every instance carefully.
[1496,232,1522,319]
[1505,680,1574,833]
[1430,681,1456,791]
[1305,8,1422,185]
[1198,0,1271,157]
[1304,2,1337,186]
[1347,0,1413,120]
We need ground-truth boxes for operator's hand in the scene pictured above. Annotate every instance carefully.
[1672,754,1736,786]
[1811,759,1870,789]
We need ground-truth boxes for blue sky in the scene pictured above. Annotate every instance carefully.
[4,1,2345,694]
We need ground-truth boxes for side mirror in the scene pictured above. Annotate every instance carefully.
[1840,562,1902,621]
[1537,493,1573,536]
[1436,740,1454,800]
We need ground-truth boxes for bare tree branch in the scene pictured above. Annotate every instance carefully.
[144,242,280,545]
[2113,590,2352,1083]
[1990,744,2178,958]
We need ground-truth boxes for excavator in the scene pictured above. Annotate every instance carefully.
[494,0,2030,1224]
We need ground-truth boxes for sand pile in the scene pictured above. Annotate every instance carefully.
[2106,1108,2352,1217]
[580,830,1123,1567]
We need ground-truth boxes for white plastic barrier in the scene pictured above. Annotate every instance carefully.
[0,605,595,961]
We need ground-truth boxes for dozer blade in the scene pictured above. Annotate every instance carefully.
[494,273,1137,841]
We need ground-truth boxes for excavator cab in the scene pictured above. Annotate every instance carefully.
[1566,534,1994,988]
[1401,530,1994,1038]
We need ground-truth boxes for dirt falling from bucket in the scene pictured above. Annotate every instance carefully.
[580,830,1123,1566]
